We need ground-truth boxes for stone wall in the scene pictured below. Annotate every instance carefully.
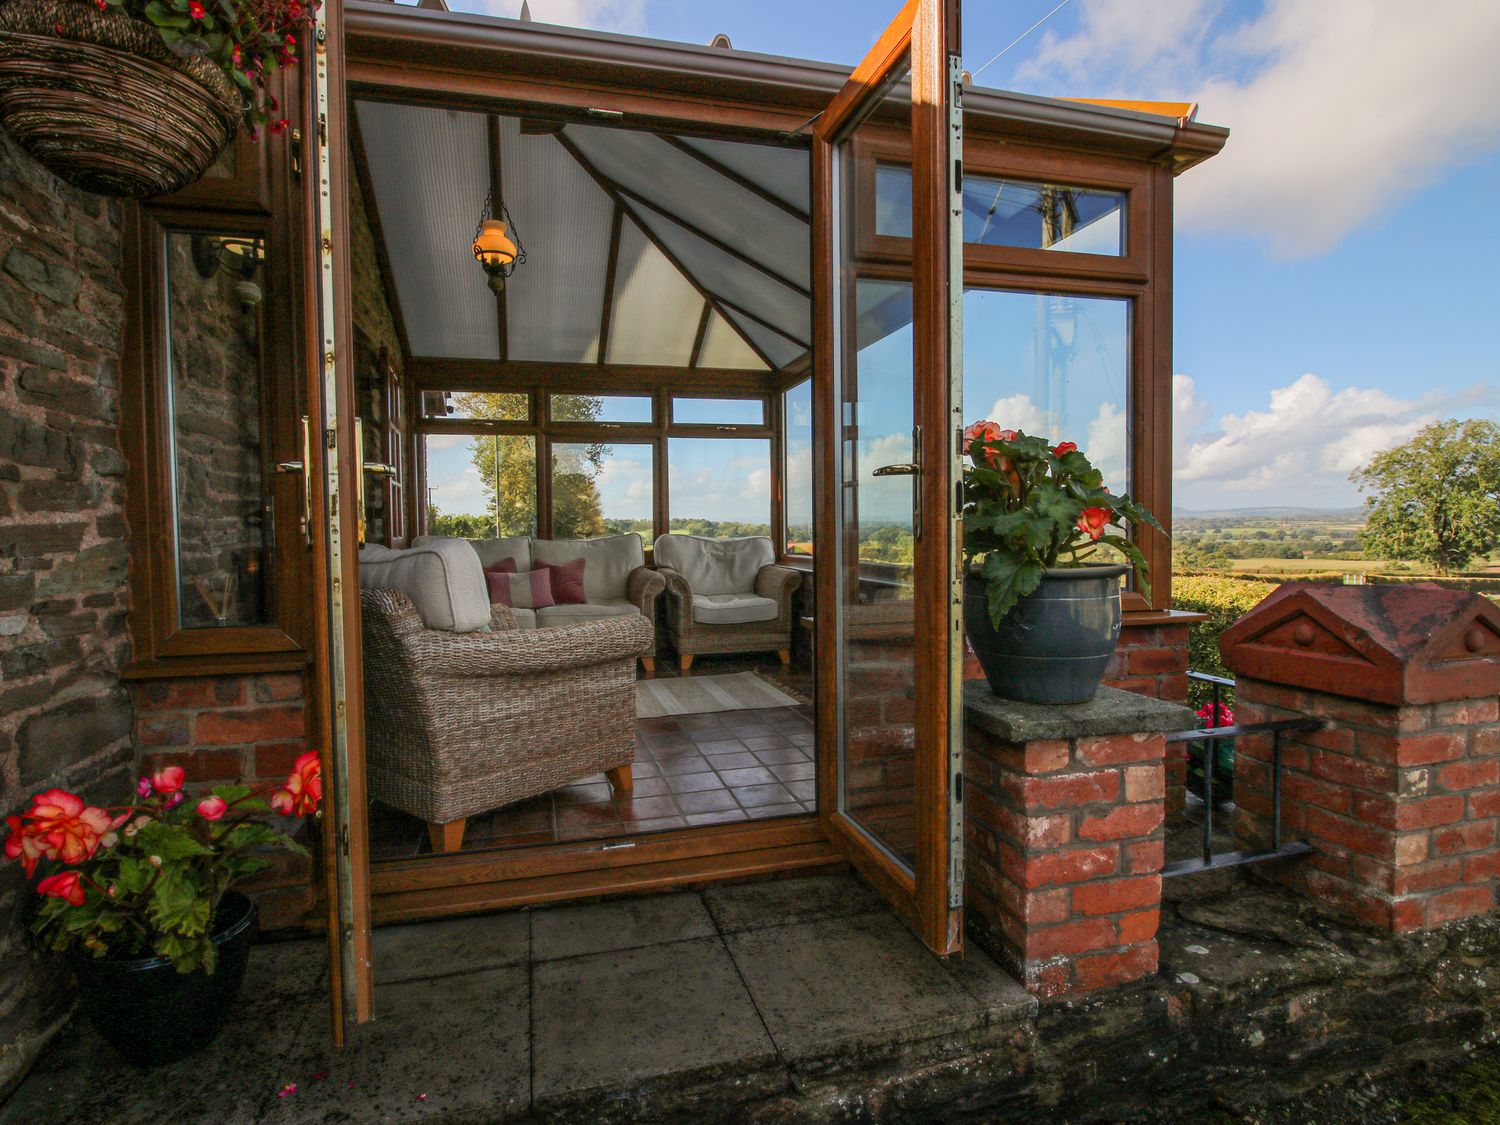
[0,134,134,1098]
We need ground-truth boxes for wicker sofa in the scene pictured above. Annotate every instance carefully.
[653,535,803,673]
[359,587,652,853]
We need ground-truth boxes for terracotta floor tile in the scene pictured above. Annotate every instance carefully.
[717,766,776,788]
[723,723,774,739]
[674,788,739,814]
[741,735,791,752]
[768,761,814,783]
[555,782,614,806]
[684,808,749,826]
[698,739,749,757]
[786,780,816,803]
[629,815,689,832]
[744,803,804,819]
[617,795,680,821]
[754,746,807,765]
[657,754,715,776]
[707,750,758,771]
[628,775,672,797]
[666,771,726,794]
[734,783,794,808]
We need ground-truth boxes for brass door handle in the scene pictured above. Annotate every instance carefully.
[872,463,918,477]
[363,462,397,477]
[273,416,313,547]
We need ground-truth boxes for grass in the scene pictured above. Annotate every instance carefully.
[1401,1055,1500,1124]
[1224,557,1394,573]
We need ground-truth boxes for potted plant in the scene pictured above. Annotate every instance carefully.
[961,422,1163,704]
[0,0,314,198]
[2,751,322,1066]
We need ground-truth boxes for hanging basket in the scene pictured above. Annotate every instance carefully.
[0,0,240,198]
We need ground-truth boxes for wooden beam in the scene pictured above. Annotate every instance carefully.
[708,292,810,348]
[814,0,916,143]
[616,185,810,299]
[486,114,508,361]
[688,300,711,368]
[597,201,623,364]
[551,131,782,373]
[661,134,810,223]
[407,356,773,393]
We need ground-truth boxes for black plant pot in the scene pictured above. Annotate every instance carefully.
[69,890,257,1067]
[964,565,1127,704]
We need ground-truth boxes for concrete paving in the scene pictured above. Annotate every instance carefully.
[1,873,1035,1124]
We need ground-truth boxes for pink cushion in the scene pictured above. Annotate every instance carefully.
[485,567,554,609]
[533,557,586,604]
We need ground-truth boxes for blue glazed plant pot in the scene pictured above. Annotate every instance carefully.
[964,564,1127,704]
[68,890,257,1067]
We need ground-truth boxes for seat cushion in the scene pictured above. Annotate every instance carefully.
[691,593,779,626]
[654,535,774,596]
[532,534,644,602]
[534,599,640,628]
[415,534,533,573]
[508,606,538,630]
[359,539,489,632]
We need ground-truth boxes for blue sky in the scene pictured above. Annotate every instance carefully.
[428,0,1500,516]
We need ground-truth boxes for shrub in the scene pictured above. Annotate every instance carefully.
[1171,575,1275,708]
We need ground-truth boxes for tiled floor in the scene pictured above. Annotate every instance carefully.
[5,874,1035,1124]
[369,655,818,859]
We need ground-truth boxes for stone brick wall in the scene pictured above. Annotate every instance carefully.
[0,134,134,1097]
[1101,621,1190,703]
[1234,678,1500,933]
[350,171,403,544]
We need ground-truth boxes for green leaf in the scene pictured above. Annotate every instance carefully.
[114,856,153,895]
[1098,534,1152,602]
[980,553,1043,625]
[148,867,212,937]
[135,820,213,861]
[211,784,252,804]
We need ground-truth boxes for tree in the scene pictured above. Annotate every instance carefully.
[1352,418,1500,575]
[435,392,610,538]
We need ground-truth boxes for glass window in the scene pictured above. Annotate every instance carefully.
[876,164,1126,256]
[552,441,654,539]
[783,379,813,555]
[423,391,528,421]
[962,289,1130,493]
[550,394,653,424]
[422,433,537,538]
[165,230,270,629]
[671,397,765,426]
[667,438,771,539]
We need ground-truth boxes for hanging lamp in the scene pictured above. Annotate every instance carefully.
[472,189,527,295]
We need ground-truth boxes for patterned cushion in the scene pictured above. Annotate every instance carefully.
[486,568,554,610]
[534,557,586,604]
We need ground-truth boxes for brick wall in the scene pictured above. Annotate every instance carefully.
[1101,622,1189,703]
[1234,678,1499,933]
[962,685,1193,998]
[0,134,133,1097]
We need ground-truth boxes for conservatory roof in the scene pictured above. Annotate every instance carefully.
[354,99,810,373]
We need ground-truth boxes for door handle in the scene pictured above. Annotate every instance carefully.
[363,462,397,478]
[872,425,923,541]
[872,463,918,477]
[273,415,313,547]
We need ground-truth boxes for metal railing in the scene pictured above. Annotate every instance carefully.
[1162,671,1322,878]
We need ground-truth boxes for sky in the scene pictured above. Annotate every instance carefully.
[423,0,1500,516]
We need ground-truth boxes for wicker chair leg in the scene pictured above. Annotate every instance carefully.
[679,654,694,674]
[606,765,633,793]
[427,819,467,854]
[641,656,655,678]
[778,648,791,666]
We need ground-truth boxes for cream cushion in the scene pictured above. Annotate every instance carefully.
[414,534,532,573]
[536,599,639,628]
[358,540,489,633]
[691,593,779,626]
[654,535,774,596]
[532,534,644,602]
[508,606,538,630]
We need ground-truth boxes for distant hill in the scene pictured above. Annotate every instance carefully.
[1172,506,1365,521]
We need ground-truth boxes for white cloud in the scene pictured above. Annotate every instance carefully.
[1172,371,1493,507]
[1012,0,1500,256]
[444,0,646,33]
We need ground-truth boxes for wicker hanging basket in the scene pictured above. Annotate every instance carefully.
[0,0,241,198]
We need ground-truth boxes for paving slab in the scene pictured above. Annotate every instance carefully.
[530,891,715,961]
[724,911,1004,1065]
[265,966,530,1123]
[531,936,776,1106]
[702,872,886,934]
[372,909,530,984]
[238,935,327,1014]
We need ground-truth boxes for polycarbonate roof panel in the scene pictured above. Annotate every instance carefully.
[698,310,768,370]
[564,124,810,290]
[677,136,812,215]
[499,121,614,363]
[604,218,702,367]
[724,310,805,370]
[633,207,811,345]
[355,100,499,359]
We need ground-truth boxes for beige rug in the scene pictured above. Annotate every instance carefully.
[636,672,801,719]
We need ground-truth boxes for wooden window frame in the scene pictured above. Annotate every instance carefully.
[121,206,312,677]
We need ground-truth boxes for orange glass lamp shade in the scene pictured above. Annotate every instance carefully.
[473,219,519,293]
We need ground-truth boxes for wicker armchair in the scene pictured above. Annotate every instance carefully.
[360,587,652,853]
[654,535,803,673]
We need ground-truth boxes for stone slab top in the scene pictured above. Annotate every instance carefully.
[962,681,1198,743]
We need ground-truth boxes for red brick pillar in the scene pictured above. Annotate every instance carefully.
[962,682,1196,997]
[1222,584,1500,933]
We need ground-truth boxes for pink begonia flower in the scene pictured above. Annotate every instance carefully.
[151,766,186,795]
[196,796,228,822]
[37,871,86,906]
[137,777,153,799]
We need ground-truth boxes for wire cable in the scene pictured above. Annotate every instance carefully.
[970,0,1073,81]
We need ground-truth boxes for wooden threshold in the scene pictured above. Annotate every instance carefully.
[367,816,838,924]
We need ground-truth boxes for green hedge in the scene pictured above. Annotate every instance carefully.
[1171,575,1276,709]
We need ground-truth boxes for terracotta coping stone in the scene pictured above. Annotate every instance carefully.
[962,682,1198,742]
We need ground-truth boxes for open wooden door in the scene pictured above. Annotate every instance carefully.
[299,0,374,1041]
[813,0,965,956]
